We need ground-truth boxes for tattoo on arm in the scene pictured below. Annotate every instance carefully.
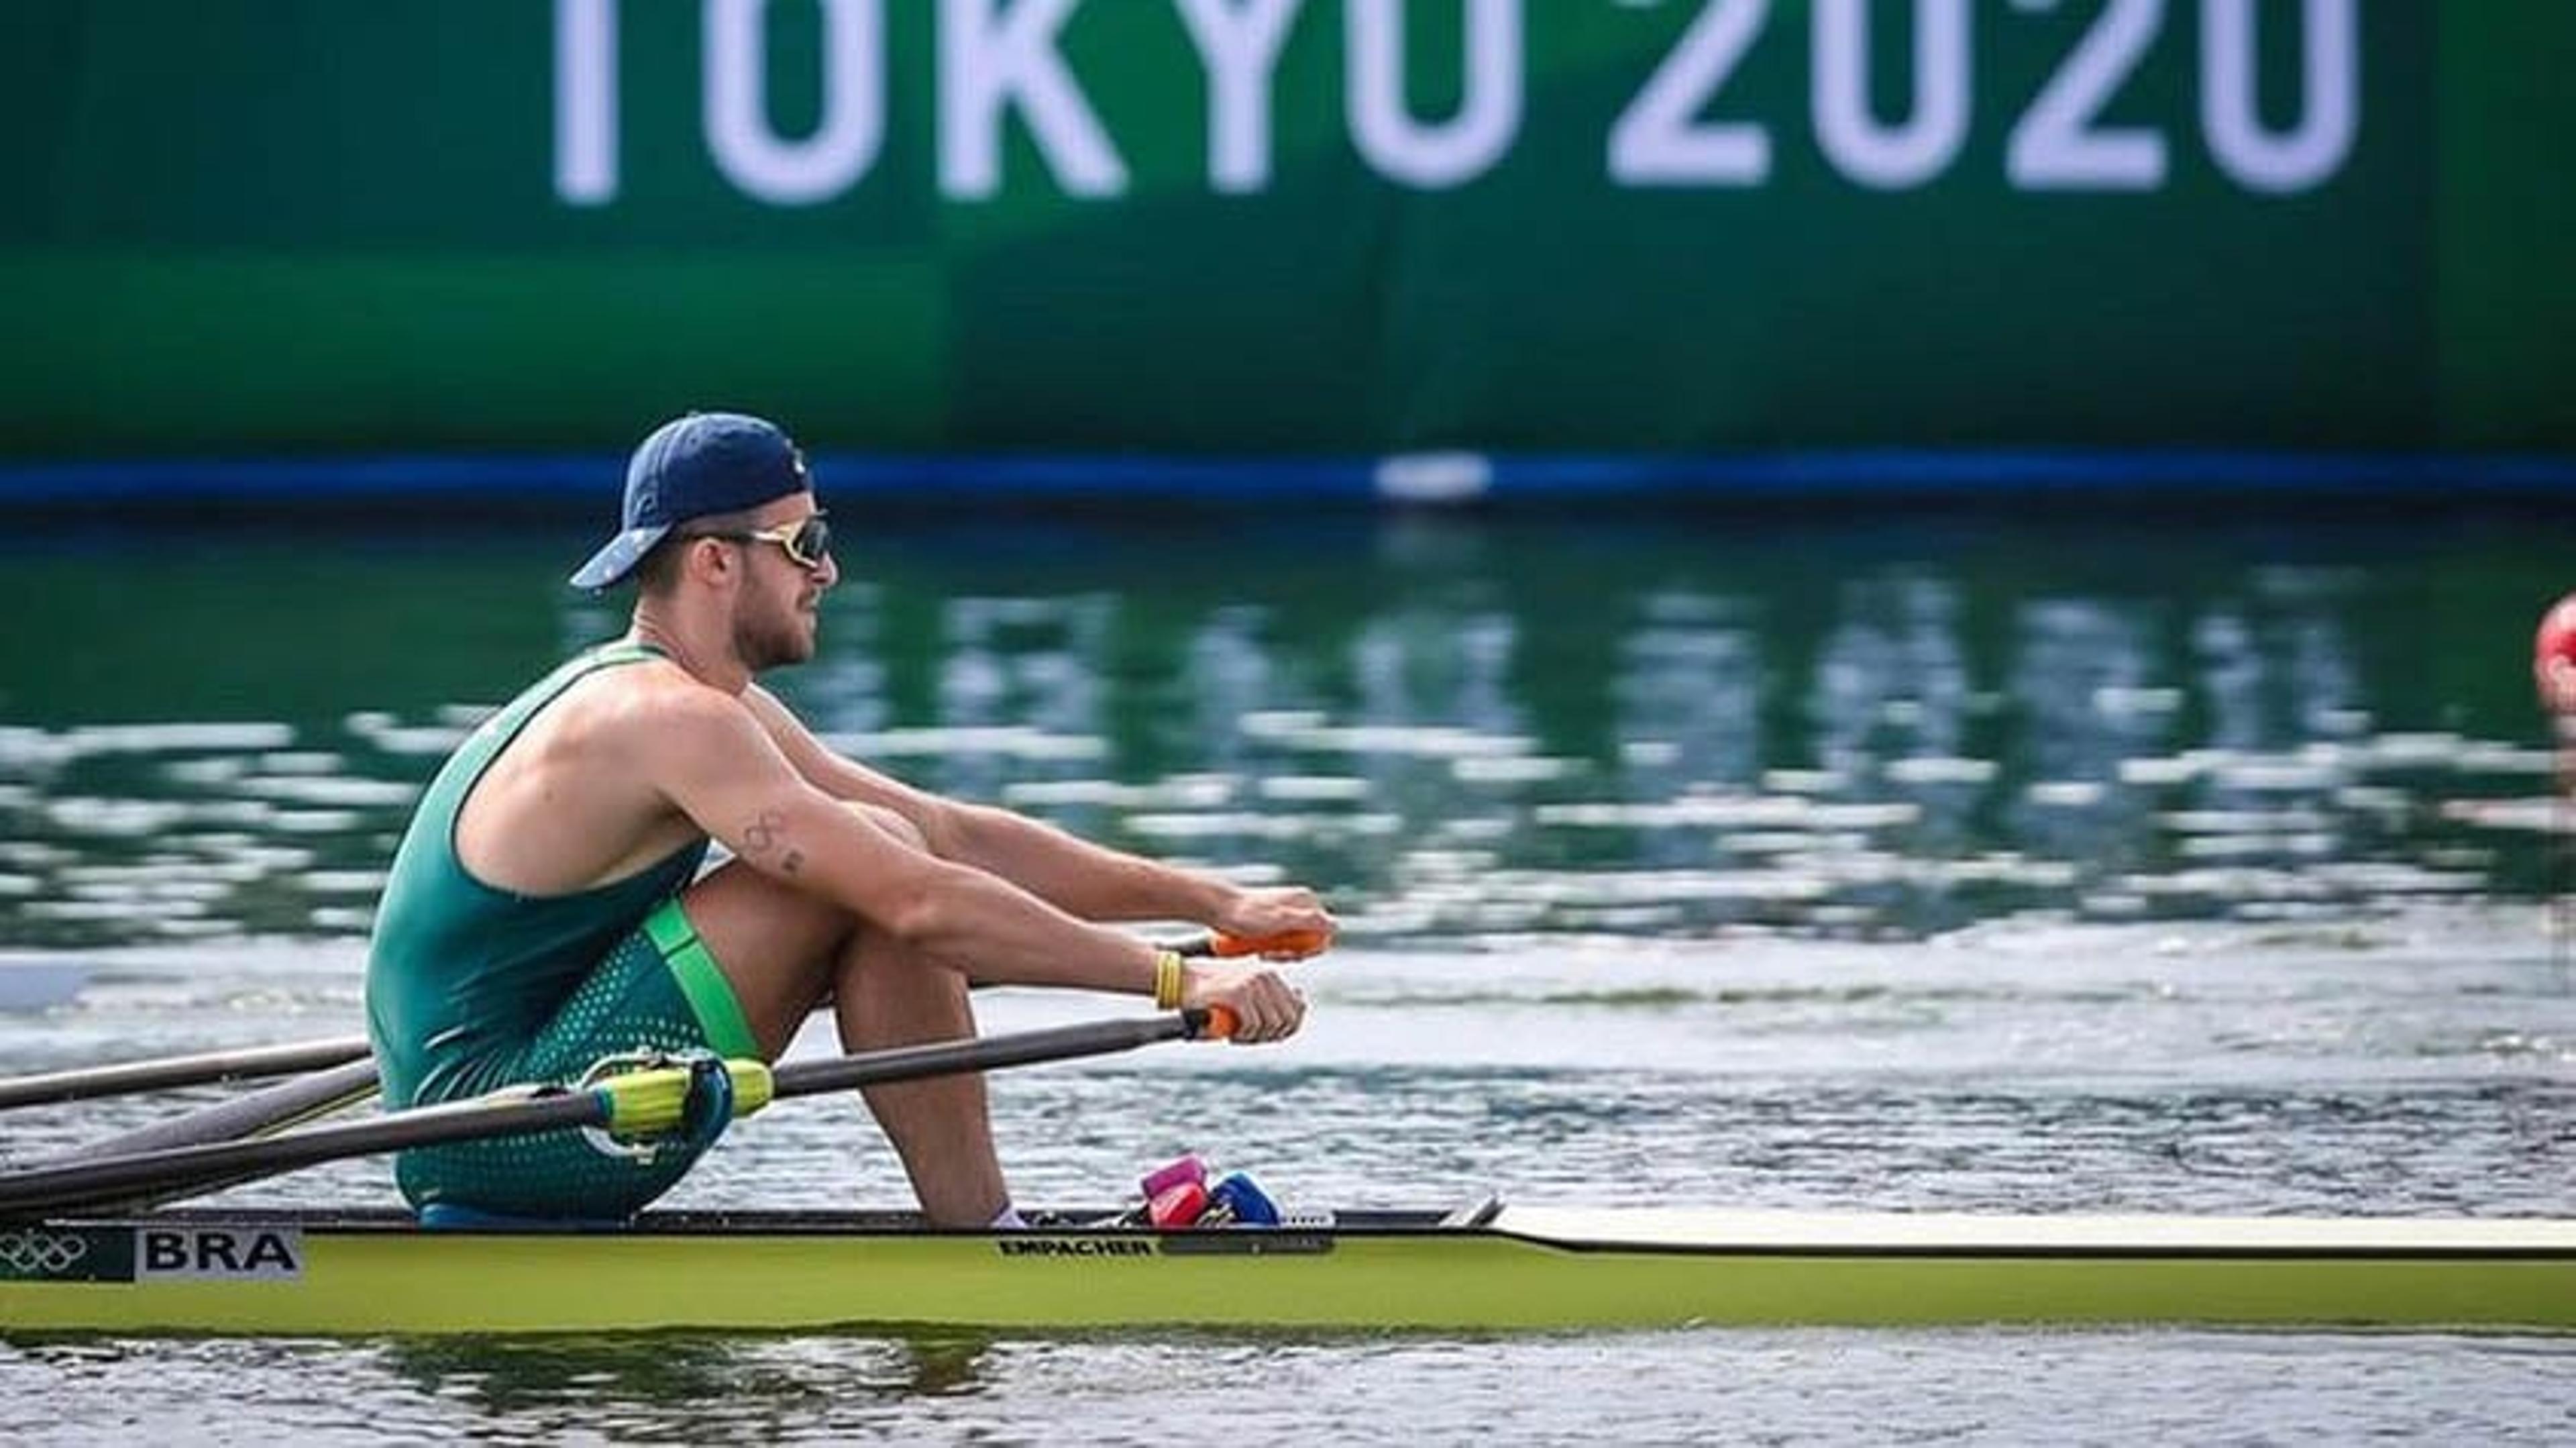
[742,809,808,876]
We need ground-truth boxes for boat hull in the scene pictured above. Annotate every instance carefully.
[3,1206,2571,1336]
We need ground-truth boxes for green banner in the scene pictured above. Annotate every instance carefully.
[1,1,2567,463]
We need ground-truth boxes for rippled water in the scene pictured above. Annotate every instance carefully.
[6,1330,2573,1447]
[2,509,2574,1442]
[2,512,2570,949]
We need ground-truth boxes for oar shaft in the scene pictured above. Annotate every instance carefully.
[0,1090,610,1220]
[70,1058,382,1160]
[27,1059,389,1217]
[0,1035,373,1110]
[0,928,1281,1117]
[0,1010,1226,1221]
[771,1010,1216,1100]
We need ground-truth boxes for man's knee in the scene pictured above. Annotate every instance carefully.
[682,858,857,958]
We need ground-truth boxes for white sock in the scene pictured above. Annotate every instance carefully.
[990,1205,1027,1230]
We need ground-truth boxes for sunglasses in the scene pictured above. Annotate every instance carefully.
[685,513,831,570]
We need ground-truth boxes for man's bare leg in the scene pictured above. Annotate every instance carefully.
[683,845,1014,1227]
[833,930,1012,1227]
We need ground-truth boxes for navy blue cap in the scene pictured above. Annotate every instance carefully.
[570,412,812,590]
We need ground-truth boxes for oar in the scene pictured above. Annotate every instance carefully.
[0,1035,372,1110]
[0,1007,1234,1221]
[32,1058,388,1216]
[70,1057,382,1159]
[0,927,1324,1115]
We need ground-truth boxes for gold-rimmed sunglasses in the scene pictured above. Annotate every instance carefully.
[683,513,831,570]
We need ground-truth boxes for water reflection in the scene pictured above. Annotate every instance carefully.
[8,1326,2571,1447]
[380,1330,1002,1429]
[0,512,2567,949]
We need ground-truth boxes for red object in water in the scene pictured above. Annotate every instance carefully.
[2538,594,2576,713]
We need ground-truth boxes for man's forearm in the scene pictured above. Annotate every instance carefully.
[938,802,1234,923]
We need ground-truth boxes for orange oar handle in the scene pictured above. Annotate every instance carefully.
[1171,927,1332,960]
[1191,1005,1240,1041]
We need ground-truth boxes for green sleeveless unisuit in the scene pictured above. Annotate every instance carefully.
[364,641,757,1219]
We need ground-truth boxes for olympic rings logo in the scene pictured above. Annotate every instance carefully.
[0,1229,91,1278]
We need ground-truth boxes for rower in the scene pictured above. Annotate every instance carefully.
[364,412,1332,1228]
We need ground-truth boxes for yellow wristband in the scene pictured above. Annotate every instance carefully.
[1152,949,1185,1009]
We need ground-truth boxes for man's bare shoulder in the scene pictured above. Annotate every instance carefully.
[556,659,766,756]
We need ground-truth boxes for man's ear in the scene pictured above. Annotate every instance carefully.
[684,536,735,586]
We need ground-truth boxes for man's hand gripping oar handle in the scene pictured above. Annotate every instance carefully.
[1160,929,1324,1044]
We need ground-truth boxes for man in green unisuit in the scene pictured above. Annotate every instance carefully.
[365,412,1329,1225]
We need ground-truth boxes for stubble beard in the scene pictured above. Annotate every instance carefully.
[733,597,818,674]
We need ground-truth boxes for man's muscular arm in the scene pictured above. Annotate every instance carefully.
[635,685,1306,1038]
[643,688,1146,987]
[737,684,1335,948]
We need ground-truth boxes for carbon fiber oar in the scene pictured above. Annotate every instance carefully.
[67,1057,384,1160]
[0,1036,373,1111]
[0,927,1316,1116]
[0,1009,1230,1221]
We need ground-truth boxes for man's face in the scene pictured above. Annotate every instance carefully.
[727,494,837,671]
